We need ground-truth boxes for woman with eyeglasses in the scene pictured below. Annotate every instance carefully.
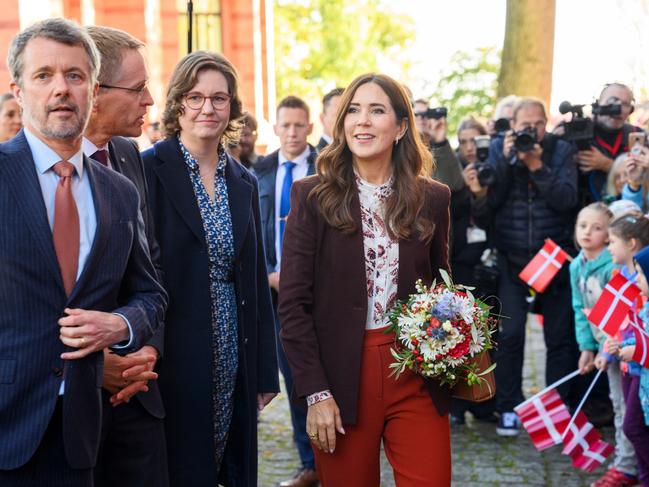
[141,51,279,487]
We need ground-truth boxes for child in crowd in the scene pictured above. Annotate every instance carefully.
[570,203,638,487]
[602,213,649,486]
[616,243,649,487]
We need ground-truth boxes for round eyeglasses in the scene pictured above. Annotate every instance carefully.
[183,92,232,110]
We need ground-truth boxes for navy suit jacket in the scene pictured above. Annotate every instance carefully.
[0,131,167,470]
[142,137,278,485]
[253,146,317,273]
[107,136,164,419]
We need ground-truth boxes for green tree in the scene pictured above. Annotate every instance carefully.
[274,0,414,104]
[425,47,500,137]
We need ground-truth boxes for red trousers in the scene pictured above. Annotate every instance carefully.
[314,327,451,486]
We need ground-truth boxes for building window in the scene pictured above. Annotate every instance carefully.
[177,0,222,55]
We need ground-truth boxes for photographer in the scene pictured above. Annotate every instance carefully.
[413,99,464,191]
[577,83,643,202]
[450,117,497,425]
[472,98,581,436]
[487,95,517,136]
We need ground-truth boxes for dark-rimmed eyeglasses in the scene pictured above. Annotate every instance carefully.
[183,92,232,110]
[99,83,149,95]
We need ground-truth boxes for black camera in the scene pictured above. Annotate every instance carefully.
[420,107,447,119]
[592,102,623,117]
[493,117,511,134]
[474,135,496,186]
[558,101,623,150]
[513,126,537,152]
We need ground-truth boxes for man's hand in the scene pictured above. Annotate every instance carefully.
[105,346,158,407]
[257,392,278,411]
[577,147,613,173]
[59,308,129,360]
[502,130,515,158]
[429,117,447,144]
[306,397,345,454]
[519,144,543,172]
[578,350,595,374]
[268,272,280,292]
[462,164,486,197]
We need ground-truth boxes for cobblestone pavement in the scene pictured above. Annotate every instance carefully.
[258,316,613,486]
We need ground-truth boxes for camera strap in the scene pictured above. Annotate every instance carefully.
[594,130,623,155]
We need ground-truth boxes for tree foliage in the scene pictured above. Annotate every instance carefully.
[425,47,501,136]
[274,0,414,104]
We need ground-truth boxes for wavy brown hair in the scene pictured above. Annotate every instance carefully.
[311,73,435,241]
[161,51,243,142]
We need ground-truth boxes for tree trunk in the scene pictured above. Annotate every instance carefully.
[497,0,556,108]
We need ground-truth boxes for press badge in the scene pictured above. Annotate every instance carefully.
[466,226,487,244]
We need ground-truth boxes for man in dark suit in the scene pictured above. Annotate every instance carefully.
[316,87,343,153]
[239,111,261,168]
[254,95,318,487]
[83,26,168,487]
[0,18,166,486]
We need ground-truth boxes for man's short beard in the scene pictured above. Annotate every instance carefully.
[23,106,88,141]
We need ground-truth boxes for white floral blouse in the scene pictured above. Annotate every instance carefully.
[356,174,399,330]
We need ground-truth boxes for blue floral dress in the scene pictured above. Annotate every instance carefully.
[179,137,239,468]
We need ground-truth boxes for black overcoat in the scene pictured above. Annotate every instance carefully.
[142,137,279,486]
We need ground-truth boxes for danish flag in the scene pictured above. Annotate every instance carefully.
[561,411,613,473]
[587,273,641,337]
[514,389,571,451]
[629,312,649,368]
[518,240,569,293]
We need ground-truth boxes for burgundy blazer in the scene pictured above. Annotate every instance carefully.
[278,175,452,425]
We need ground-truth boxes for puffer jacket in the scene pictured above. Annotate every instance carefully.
[473,133,579,270]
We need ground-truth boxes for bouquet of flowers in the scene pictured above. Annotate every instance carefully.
[387,270,497,389]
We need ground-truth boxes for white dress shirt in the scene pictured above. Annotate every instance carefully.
[274,146,311,270]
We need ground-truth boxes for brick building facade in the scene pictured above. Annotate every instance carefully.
[0,0,276,131]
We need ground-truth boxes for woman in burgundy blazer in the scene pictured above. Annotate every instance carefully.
[278,73,452,486]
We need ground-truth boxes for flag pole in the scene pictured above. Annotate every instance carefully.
[561,369,603,440]
[515,369,580,411]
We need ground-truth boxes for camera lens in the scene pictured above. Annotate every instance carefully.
[514,128,537,152]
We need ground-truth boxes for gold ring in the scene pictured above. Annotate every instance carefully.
[81,337,86,348]
[308,433,318,440]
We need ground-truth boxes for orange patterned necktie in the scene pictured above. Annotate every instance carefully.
[52,161,80,295]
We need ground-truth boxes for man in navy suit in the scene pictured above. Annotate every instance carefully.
[254,96,318,487]
[0,18,166,486]
[83,25,168,487]
[315,87,343,153]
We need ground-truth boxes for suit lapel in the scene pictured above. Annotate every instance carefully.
[0,132,64,291]
[226,154,252,260]
[349,189,367,296]
[307,147,317,176]
[107,140,120,172]
[108,139,130,174]
[152,139,206,244]
[68,156,112,302]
